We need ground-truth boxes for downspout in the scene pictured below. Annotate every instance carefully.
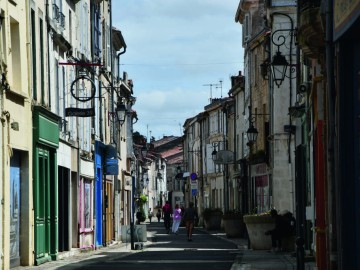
[0,13,4,270]
[223,104,228,212]
[99,80,103,141]
[103,0,113,246]
[325,0,337,268]
[232,94,237,210]
[117,43,127,80]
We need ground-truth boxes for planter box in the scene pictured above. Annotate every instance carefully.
[243,215,274,250]
[223,215,244,238]
[204,212,223,230]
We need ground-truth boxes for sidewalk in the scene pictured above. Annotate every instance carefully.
[12,225,157,270]
[204,229,317,270]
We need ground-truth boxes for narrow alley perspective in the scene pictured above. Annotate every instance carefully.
[0,1,359,270]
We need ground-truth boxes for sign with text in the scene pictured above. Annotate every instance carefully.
[65,107,95,117]
[191,181,198,196]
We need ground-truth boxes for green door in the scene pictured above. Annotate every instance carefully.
[35,148,51,263]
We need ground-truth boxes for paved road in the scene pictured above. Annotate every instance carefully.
[15,223,240,270]
[13,222,317,269]
[66,224,238,270]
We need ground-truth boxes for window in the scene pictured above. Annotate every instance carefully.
[84,180,92,228]
[10,19,21,91]
[69,10,72,44]
[104,23,111,69]
[92,3,101,59]
[31,9,37,100]
[243,14,251,43]
[79,2,89,56]
[0,11,6,63]
[254,175,269,213]
[39,18,45,104]
[55,59,59,114]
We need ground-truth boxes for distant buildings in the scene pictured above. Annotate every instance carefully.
[180,1,360,269]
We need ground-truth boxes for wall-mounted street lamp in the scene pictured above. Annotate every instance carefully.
[246,123,259,144]
[108,103,127,126]
[246,107,268,145]
[271,51,289,88]
[211,141,221,161]
[269,12,296,88]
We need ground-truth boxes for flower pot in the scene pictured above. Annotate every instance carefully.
[223,219,245,238]
[203,211,223,230]
[243,214,275,250]
[222,214,244,238]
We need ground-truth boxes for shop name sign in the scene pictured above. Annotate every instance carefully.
[65,107,95,117]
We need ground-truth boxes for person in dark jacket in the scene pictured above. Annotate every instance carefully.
[182,202,198,241]
[265,209,295,251]
[156,209,161,222]
[162,201,172,234]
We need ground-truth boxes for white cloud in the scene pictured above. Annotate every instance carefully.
[113,0,244,139]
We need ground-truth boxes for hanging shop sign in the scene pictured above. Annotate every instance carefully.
[65,107,95,117]
[70,75,96,102]
[66,74,96,117]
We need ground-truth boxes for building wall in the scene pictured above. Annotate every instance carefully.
[0,0,33,268]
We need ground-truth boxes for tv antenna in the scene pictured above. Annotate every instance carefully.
[203,83,220,102]
[216,80,223,98]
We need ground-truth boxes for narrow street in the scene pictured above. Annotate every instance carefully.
[59,223,239,270]
[14,220,318,270]
[15,222,239,270]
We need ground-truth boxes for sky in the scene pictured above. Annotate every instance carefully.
[112,0,244,140]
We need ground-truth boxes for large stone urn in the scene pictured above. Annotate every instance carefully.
[243,214,275,250]
[222,213,244,238]
[202,209,223,230]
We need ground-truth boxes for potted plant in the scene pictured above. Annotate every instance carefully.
[243,210,274,250]
[222,211,244,238]
[202,208,223,230]
[135,194,148,224]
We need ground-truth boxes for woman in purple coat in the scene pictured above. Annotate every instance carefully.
[171,204,182,234]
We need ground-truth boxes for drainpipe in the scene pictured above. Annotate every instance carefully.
[117,42,127,80]
[325,0,337,268]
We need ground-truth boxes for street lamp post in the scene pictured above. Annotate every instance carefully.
[269,12,304,270]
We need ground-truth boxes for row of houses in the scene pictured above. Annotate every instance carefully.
[0,0,158,269]
[177,1,360,269]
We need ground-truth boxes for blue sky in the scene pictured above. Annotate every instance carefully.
[112,0,244,140]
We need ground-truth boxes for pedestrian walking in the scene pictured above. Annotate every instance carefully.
[162,201,172,234]
[156,209,161,222]
[171,204,182,234]
[148,208,153,223]
[182,202,198,241]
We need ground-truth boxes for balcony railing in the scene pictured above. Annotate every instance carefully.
[59,12,65,29]
[53,4,60,22]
